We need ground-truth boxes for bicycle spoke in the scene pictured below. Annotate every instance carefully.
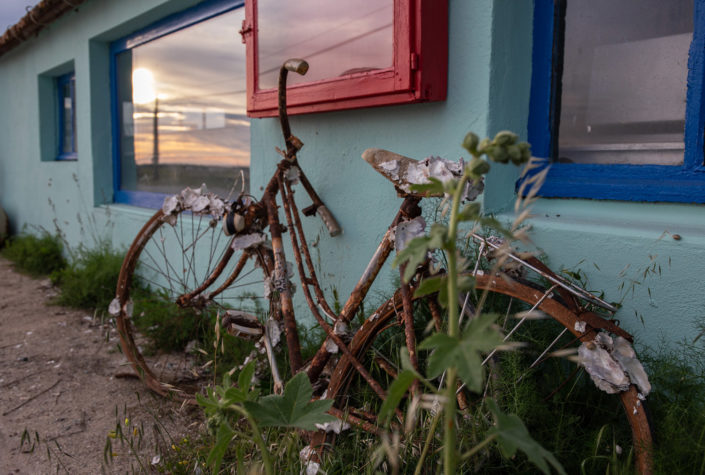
[516,327,569,384]
[142,246,180,292]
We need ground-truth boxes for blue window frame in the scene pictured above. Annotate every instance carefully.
[529,0,705,203]
[110,0,248,208]
[57,72,77,160]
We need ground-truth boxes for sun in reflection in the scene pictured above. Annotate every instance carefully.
[132,67,156,104]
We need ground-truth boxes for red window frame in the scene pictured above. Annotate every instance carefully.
[243,0,448,117]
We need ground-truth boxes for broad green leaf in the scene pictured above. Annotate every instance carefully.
[486,399,566,475]
[196,390,220,416]
[378,369,416,424]
[393,224,449,282]
[418,313,502,392]
[414,275,445,298]
[437,280,449,308]
[410,177,445,195]
[393,236,432,283]
[238,361,255,391]
[223,386,249,404]
[243,372,336,430]
[427,224,448,249]
[206,420,235,474]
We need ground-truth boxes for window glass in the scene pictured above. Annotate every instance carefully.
[58,73,76,158]
[558,0,693,165]
[256,0,393,90]
[116,8,249,197]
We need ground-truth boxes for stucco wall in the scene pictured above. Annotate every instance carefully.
[0,0,701,349]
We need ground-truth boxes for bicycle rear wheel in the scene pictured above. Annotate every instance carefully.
[320,272,653,473]
[112,202,271,397]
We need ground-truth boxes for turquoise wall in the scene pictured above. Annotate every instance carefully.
[0,0,701,350]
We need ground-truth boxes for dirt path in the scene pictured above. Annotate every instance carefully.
[0,257,199,474]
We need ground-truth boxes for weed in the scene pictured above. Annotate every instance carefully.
[51,241,123,310]
[1,230,66,276]
[642,344,705,474]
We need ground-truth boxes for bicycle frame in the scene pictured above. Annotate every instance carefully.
[165,58,623,394]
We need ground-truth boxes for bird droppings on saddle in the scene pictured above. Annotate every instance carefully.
[161,183,226,225]
[578,332,651,397]
[362,148,484,200]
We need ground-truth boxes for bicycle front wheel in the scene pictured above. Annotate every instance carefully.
[112,201,271,397]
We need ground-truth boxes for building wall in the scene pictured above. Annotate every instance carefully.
[0,0,701,349]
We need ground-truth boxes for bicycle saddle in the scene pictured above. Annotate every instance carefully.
[362,148,484,199]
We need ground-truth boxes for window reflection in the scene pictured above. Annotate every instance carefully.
[559,0,693,165]
[117,9,249,197]
[257,0,393,90]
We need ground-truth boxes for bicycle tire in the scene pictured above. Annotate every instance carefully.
[320,273,653,473]
[113,205,271,397]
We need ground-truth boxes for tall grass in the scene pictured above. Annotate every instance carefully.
[1,230,66,276]
[52,241,124,310]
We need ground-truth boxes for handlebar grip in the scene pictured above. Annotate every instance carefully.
[283,58,309,76]
[317,205,341,237]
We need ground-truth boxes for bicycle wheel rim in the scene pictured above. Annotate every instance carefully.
[321,274,653,473]
[114,208,269,398]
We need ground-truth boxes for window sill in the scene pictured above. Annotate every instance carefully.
[56,153,77,161]
[499,197,705,244]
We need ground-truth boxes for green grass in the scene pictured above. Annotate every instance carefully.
[51,242,124,310]
[1,231,66,276]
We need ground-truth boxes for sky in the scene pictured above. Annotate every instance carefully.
[0,0,40,32]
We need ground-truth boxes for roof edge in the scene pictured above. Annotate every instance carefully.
[0,0,89,58]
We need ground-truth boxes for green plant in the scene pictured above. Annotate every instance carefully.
[391,130,563,474]
[1,230,66,276]
[197,362,335,474]
[51,241,123,310]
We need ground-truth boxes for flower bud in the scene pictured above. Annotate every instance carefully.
[468,156,490,176]
[493,130,518,146]
[462,132,479,154]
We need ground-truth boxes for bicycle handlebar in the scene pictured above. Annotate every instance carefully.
[278,58,308,158]
[277,58,342,237]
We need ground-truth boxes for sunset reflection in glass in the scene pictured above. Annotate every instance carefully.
[256,0,393,90]
[116,8,249,197]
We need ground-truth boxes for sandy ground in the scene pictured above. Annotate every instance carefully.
[0,257,200,474]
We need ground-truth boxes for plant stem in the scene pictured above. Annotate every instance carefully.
[414,410,442,475]
[442,171,470,475]
[459,433,496,461]
[229,405,273,475]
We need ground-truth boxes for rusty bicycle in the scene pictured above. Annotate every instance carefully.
[112,59,654,472]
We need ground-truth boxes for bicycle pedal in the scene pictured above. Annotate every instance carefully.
[222,310,263,340]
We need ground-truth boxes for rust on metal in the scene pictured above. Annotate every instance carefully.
[281,179,337,318]
[399,264,419,394]
[263,183,303,373]
[279,177,387,400]
[176,247,238,307]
